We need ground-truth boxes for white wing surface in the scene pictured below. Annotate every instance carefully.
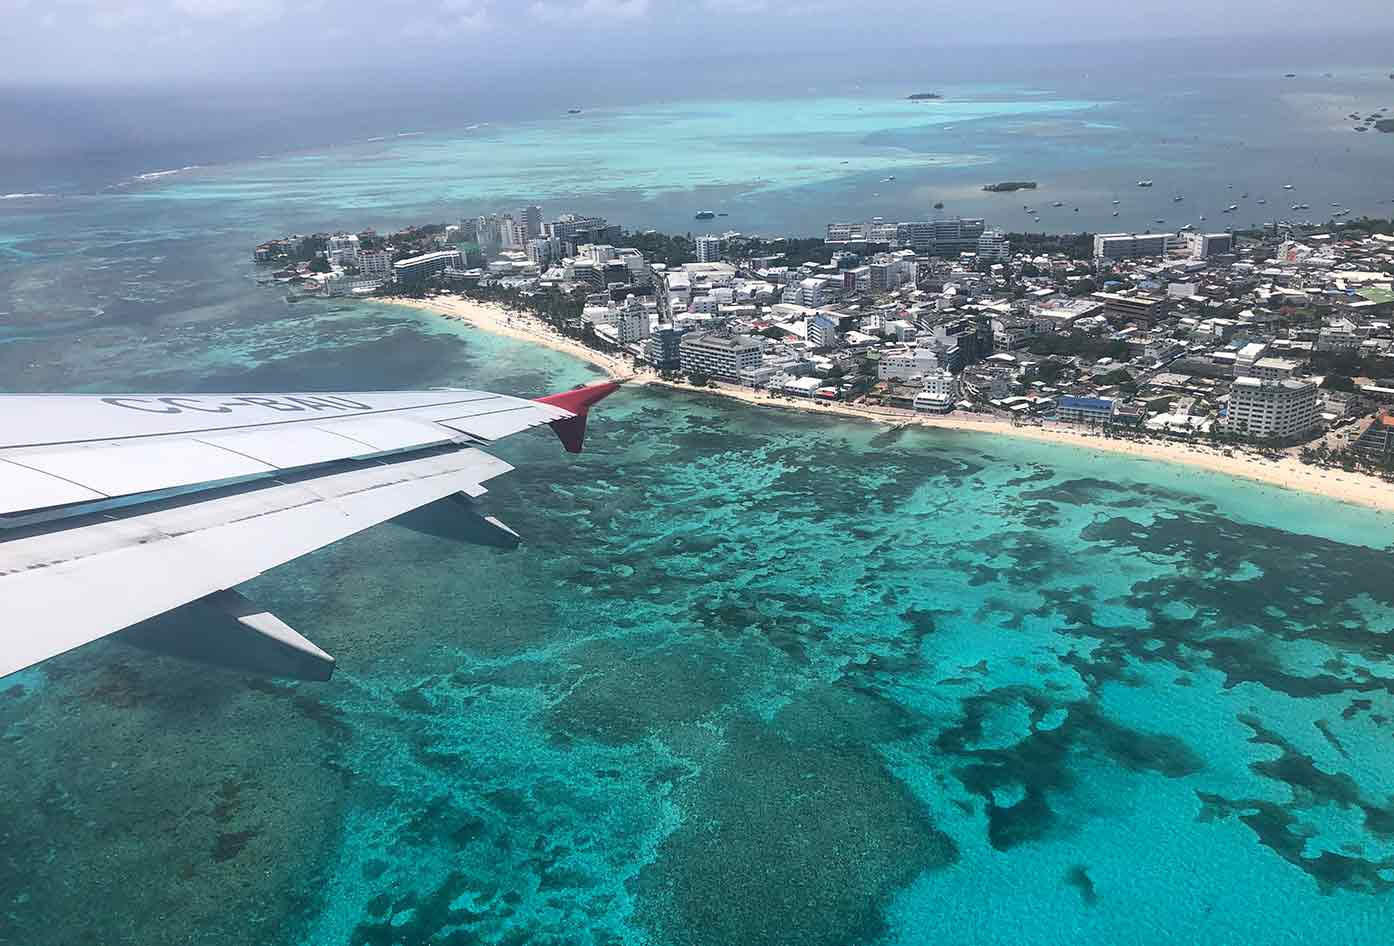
[0,383,620,679]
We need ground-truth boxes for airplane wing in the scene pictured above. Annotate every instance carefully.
[0,381,620,680]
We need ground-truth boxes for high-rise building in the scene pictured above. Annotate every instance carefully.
[878,346,940,381]
[355,249,392,278]
[500,217,525,251]
[518,205,542,239]
[977,228,1010,262]
[327,233,360,265]
[1225,377,1319,440]
[914,368,960,412]
[393,250,462,283]
[1184,231,1234,259]
[679,332,763,381]
[476,214,505,253]
[894,218,986,255]
[646,325,688,370]
[526,238,556,267]
[1093,232,1172,260]
[695,234,722,263]
[807,313,839,349]
[543,214,616,254]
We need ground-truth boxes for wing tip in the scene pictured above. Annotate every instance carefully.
[534,381,622,454]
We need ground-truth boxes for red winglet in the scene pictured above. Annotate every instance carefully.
[533,380,622,453]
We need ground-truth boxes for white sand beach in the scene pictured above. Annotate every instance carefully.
[391,294,1394,515]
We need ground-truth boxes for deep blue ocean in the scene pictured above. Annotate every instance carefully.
[3,38,1394,946]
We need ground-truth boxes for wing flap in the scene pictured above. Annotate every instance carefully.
[9,438,276,502]
[0,448,513,678]
[199,425,377,469]
[436,405,560,442]
[0,458,108,514]
[315,415,459,452]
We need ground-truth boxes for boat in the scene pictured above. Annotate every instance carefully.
[984,181,1038,192]
[567,108,582,115]
[1137,180,1154,187]
[1173,195,1184,202]
[1257,198,1267,204]
[694,210,716,220]
[1199,215,1207,221]
[1112,211,1120,217]
[1051,201,1065,207]
[1155,218,1166,224]
[1283,184,1295,190]
[1225,204,1238,212]
[884,176,896,182]
[1112,199,1121,204]
[1180,224,1195,231]
[1241,193,1249,199]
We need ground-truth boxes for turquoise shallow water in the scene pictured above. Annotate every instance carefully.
[4,66,1394,941]
[2,299,1394,945]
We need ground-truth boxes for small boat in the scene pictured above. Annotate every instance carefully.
[1173,195,1184,202]
[1180,224,1195,231]
[1257,199,1267,204]
[1112,211,1120,217]
[1137,180,1154,187]
[884,176,897,182]
[1225,204,1238,212]
[1199,215,1207,221]
[1241,193,1249,199]
[1283,184,1295,190]
[1112,199,1121,204]
[1051,201,1065,207]
[695,210,716,220]
[567,108,582,115]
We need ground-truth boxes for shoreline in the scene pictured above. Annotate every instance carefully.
[386,295,636,380]
[386,293,1394,516]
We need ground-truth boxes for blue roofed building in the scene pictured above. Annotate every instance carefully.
[1056,395,1115,425]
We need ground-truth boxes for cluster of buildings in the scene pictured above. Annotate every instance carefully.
[256,204,1394,449]
[253,207,626,296]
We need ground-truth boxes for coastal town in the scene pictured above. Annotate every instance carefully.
[253,202,1394,490]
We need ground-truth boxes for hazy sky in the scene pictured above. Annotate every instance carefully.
[4,0,1394,86]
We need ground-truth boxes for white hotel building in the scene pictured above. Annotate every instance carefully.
[1093,233,1171,260]
[878,346,940,382]
[1225,377,1319,441]
[913,368,960,412]
[678,332,763,381]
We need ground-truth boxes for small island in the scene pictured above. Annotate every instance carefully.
[983,181,1038,192]
[906,93,943,101]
